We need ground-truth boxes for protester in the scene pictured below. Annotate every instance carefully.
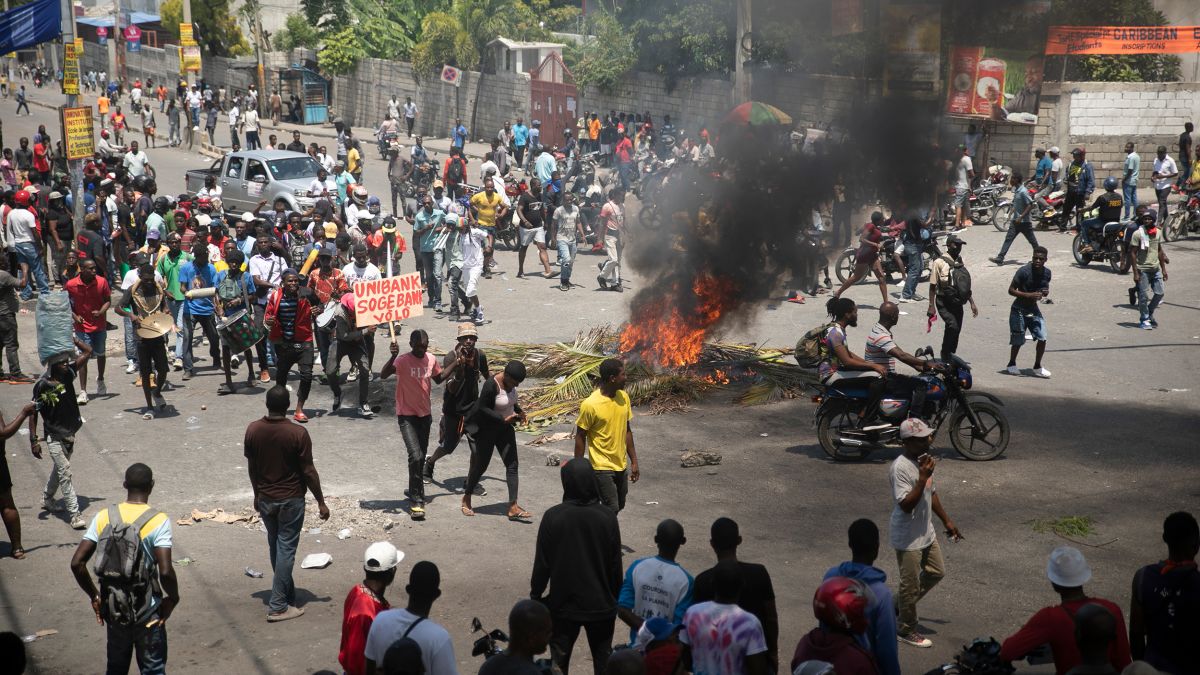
[68,463,179,674]
[213,248,261,394]
[114,262,170,418]
[824,519,899,675]
[927,234,977,361]
[791,577,879,674]
[479,599,554,675]
[1000,546,1131,673]
[0,255,28,381]
[1006,246,1052,378]
[424,323,489,484]
[1150,146,1177,226]
[339,541,402,675]
[462,360,531,520]
[1130,210,1168,330]
[176,240,223,380]
[1129,511,1199,673]
[616,519,693,645]
[596,189,626,292]
[575,358,639,513]
[263,269,317,420]
[890,418,962,649]
[0,401,36,558]
[30,338,93,530]
[990,172,1040,265]
[364,561,457,675]
[329,291,375,417]
[691,517,780,670]
[532,459,623,675]
[1068,604,1122,675]
[244,385,330,622]
[679,560,769,675]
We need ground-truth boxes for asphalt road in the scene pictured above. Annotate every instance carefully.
[1,90,1198,674]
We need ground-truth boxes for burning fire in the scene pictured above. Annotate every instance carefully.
[620,273,740,367]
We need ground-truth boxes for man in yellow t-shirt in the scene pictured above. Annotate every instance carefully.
[469,176,508,272]
[575,357,639,512]
[97,93,111,130]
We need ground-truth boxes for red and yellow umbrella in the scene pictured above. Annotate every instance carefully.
[723,101,793,127]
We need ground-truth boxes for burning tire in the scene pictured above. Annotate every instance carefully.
[639,204,663,229]
[946,400,1009,461]
[816,405,871,461]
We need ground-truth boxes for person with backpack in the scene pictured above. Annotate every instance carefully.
[1129,511,1200,673]
[927,235,977,361]
[811,297,887,425]
[68,463,180,673]
[443,148,468,201]
[364,560,457,675]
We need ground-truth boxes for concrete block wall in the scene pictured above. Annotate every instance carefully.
[1059,82,1199,174]
[579,71,733,135]
[474,71,531,142]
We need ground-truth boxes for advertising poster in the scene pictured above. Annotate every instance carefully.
[97,26,107,45]
[945,46,1044,125]
[1046,25,1200,55]
[125,25,141,53]
[180,44,201,72]
[62,41,79,95]
[61,106,95,160]
[883,1,941,97]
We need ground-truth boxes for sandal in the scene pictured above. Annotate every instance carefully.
[142,409,155,420]
[11,547,24,559]
[507,508,532,521]
[460,504,475,517]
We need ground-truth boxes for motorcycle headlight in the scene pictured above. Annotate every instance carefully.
[958,368,973,390]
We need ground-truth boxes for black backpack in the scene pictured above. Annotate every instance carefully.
[447,159,464,183]
[938,255,973,303]
[92,505,163,626]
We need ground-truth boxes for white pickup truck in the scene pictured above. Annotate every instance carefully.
[185,149,321,214]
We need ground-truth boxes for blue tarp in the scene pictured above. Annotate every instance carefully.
[75,13,161,28]
[0,0,61,54]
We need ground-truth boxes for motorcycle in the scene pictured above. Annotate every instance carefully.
[991,183,1065,232]
[983,158,1012,190]
[939,183,1002,229]
[923,638,1015,675]
[833,232,947,285]
[1072,215,1129,273]
[1164,189,1200,241]
[813,347,1010,461]
[635,157,676,229]
[377,131,399,159]
[469,617,556,674]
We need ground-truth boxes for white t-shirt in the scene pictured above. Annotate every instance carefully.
[403,101,417,119]
[552,204,581,245]
[679,601,767,675]
[197,185,222,200]
[889,454,936,551]
[1153,155,1178,191]
[186,90,202,109]
[618,556,694,644]
[248,254,284,305]
[459,227,488,269]
[7,208,37,244]
[342,261,381,288]
[228,107,240,128]
[124,151,150,178]
[243,109,260,133]
[387,99,400,120]
[364,609,458,675]
[308,177,335,197]
[955,155,973,190]
[478,159,499,183]
[1050,157,1064,186]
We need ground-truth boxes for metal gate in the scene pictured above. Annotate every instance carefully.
[529,53,577,150]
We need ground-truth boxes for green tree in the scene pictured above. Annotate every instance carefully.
[621,0,734,86]
[411,11,479,78]
[273,13,321,52]
[569,12,636,94]
[160,0,251,57]
[317,26,366,75]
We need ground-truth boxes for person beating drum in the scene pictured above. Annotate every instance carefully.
[114,263,172,419]
[214,249,261,394]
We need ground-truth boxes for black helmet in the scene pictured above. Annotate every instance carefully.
[1103,176,1118,191]
[153,196,170,213]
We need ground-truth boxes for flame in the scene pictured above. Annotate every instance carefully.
[619,273,739,367]
[703,368,731,385]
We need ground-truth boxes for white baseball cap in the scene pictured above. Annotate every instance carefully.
[363,542,403,572]
[899,418,934,439]
[1049,146,1060,154]
[1046,546,1091,587]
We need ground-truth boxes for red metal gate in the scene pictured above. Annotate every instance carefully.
[529,53,577,150]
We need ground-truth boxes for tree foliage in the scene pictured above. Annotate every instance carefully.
[317,26,366,75]
[620,0,734,84]
[411,11,480,79]
[568,12,636,95]
[160,0,251,57]
[273,13,321,52]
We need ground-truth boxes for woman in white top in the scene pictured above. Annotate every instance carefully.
[462,360,530,520]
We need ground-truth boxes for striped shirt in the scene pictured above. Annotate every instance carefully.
[865,323,897,373]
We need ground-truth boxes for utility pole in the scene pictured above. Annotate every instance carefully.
[734,0,752,104]
[62,0,85,243]
[181,0,194,88]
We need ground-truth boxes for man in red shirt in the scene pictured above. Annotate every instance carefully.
[339,541,400,675]
[31,140,51,184]
[1000,546,1132,674]
[64,259,111,403]
[615,134,634,191]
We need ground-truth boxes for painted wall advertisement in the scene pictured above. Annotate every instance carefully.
[883,1,941,97]
[945,46,1044,125]
[62,106,95,160]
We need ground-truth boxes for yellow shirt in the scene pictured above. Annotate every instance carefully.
[91,502,169,542]
[98,96,110,114]
[576,388,632,472]
[470,191,502,227]
[347,147,362,174]
[213,260,248,273]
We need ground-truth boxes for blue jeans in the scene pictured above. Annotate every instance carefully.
[1136,268,1164,323]
[901,244,922,299]
[557,240,577,285]
[1079,217,1105,247]
[997,220,1039,259]
[123,316,138,363]
[419,250,442,306]
[106,617,167,675]
[1122,182,1138,219]
[257,496,305,613]
[13,242,49,298]
[169,299,186,361]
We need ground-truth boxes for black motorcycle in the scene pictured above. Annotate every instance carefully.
[813,347,1010,461]
[924,638,1015,675]
[1072,216,1129,273]
[471,618,556,673]
[834,231,947,285]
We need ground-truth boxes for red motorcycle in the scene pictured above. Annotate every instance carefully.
[1164,189,1199,241]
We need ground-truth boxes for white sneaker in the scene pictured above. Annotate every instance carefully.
[76,390,89,405]
[1005,365,1020,376]
[95,379,107,397]
[897,297,913,304]
[125,360,137,374]
[69,513,87,530]
[1033,367,1052,379]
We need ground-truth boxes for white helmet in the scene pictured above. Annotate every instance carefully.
[352,185,368,205]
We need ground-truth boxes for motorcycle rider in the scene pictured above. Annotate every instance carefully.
[864,302,932,420]
[1078,177,1123,254]
[375,114,401,157]
[819,298,888,428]
[96,129,124,164]
[1035,147,1063,216]
[1059,148,1094,233]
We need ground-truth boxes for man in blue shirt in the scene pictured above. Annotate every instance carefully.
[451,118,467,151]
[333,160,356,207]
[1032,148,1052,185]
[824,519,899,675]
[534,146,557,185]
[1123,142,1141,219]
[176,241,222,379]
[512,117,529,171]
[617,519,694,645]
[412,195,446,312]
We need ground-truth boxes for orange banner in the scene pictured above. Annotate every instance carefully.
[1045,25,1200,55]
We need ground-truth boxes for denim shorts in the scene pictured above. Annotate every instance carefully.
[75,330,107,358]
[953,187,969,206]
[1009,308,1046,345]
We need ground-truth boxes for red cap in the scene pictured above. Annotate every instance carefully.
[13,190,31,207]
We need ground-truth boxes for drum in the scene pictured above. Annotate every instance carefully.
[217,310,263,352]
[316,301,340,329]
[135,312,174,339]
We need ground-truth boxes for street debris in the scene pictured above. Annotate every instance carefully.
[546,453,562,466]
[177,508,260,527]
[681,450,722,467]
[173,557,195,566]
[300,553,332,569]
[337,528,352,540]
[244,567,264,578]
[527,431,573,446]
[20,629,58,643]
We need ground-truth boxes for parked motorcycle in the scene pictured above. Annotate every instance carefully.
[813,347,1010,461]
[470,618,554,673]
[1164,189,1200,241]
[939,183,1002,229]
[991,183,1065,232]
[635,157,676,229]
[1072,217,1129,272]
[833,232,947,285]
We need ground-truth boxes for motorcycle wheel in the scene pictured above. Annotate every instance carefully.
[816,406,871,461]
[991,203,1013,232]
[1163,210,1187,242]
[834,250,856,283]
[974,201,993,225]
[500,231,518,251]
[1107,241,1124,273]
[946,400,1009,460]
[1071,234,1091,266]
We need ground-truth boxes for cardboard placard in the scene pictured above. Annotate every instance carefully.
[352,273,425,327]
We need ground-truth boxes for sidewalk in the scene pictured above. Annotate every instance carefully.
[22,87,494,162]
